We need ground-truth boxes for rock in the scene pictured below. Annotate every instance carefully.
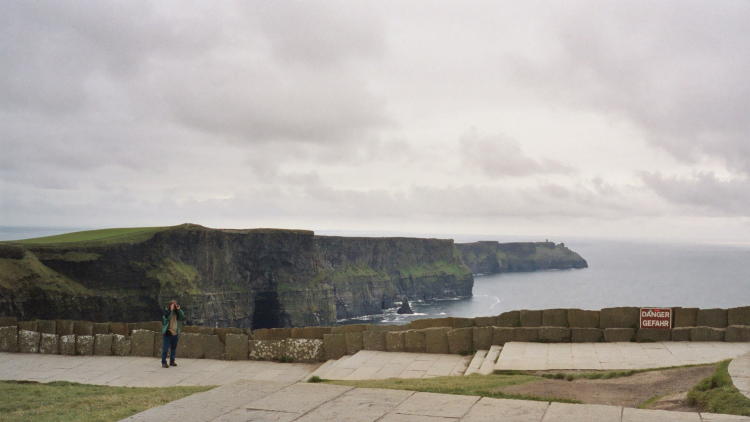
[0,316,18,327]
[404,330,426,353]
[0,326,18,352]
[18,330,40,353]
[410,318,451,329]
[424,327,451,354]
[112,335,131,356]
[224,333,249,360]
[177,333,205,359]
[728,307,750,326]
[18,321,37,332]
[37,320,56,334]
[182,326,215,335]
[385,331,405,352]
[345,331,364,355]
[542,309,568,327]
[362,330,386,351]
[94,334,113,355]
[447,327,473,354]
[520,310,543,327]
[496,311,521,327]
[55,320,74,335]
[451,318,474,328]
[73,320,93,336]
[472,326,493,350]
[93,322,110,335]
[696,309,728,328]
[726,325,750,342]
[203,335,224,359]
[109,322,129,336]
[75,335,94,355]
[397,297,413,314]
[567,309,599,328]
[215,327,244,344]
[603,328,635,342]
[514,327,540,342]
[253,328,292,340]
[691,327,725,341]
[130,329,156,356]
[282,338,324,362]
[473,316,498,327]
[492,327,515,345]
[301,326,332,339]
[673,308,698,327]
[671,327,692,341]
[323,333,347,359]
[636,329,671,342]
[539,327,570,342]
[135,321,162,333]
[249,340,283,361]
[599,307,639,329]
[59,335,76,355]
[39,333,59,354]
[571,328,602,342]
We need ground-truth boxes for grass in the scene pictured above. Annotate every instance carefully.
[322,373,581,404]
[0,380,213,422]
[6,226,171,247]
[688,359,750,416]
[638,393,668,409]
[504,362,715,382]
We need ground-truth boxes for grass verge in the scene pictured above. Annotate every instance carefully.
[497,362,715,382]
[0,380,213,422]
[322,373,581,404]
[688,359,750,416]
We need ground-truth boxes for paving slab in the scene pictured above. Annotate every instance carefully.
[295,387,414,422]
[312,351,470,380]
[700,413,750,421]
[729,352,750,399]
[245,382,352,414]
[622,407,701,421]
[541,402,621,422]
[379,414,458,422]
[460,397,548,422]
[394,391,479,418]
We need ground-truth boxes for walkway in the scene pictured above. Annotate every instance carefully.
[309,350,470,380]
[729,352,750,400]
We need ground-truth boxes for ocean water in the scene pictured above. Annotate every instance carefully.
[340,239,750,325]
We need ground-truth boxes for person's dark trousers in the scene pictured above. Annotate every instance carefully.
[161,333,179,364]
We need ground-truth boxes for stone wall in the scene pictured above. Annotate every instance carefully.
[1,306,748,363]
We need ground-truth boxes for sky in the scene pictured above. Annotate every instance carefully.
[1,1,749,243]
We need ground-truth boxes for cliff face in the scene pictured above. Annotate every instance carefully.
[0,225,472,328]
[455,241,588,275]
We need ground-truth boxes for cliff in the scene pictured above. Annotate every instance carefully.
[0,224,472,328]
[455,241,588,275]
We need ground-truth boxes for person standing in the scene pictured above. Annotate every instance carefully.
[161,300,185,368]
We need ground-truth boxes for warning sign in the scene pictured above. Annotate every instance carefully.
[639,308,672,329]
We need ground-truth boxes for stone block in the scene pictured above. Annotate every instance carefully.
[599,307,639,329]
[253,328,291,340]
[636,329,671,342]
[539,327,570,342]
[135,321,162,332]
[362,330,386,351]
[492,327,514,345]
[567,309,599,328]
[497,311,521,327]
[109,322,128,336]
[75,335,94,355]
[726,325,750,342]
[671,327,692,341]
[301,326,332,339]
[404,330,426,353]
[215,327,244,343]
[447,327,473,354]
[55,320,74,335]
[18,320,38,332]
[728,307,750,326]
[542,309,568,327]
[514,327,540,342]
[93,322,110,335]
[451,318,474,328]
[249,339,283,361]
[153,332,162,358]
[37,320,57,334]
[177,333,205,359]
[409,318,451,329]
[330,324,368,333]
[603,328,635,342]
[73,320,93,336]
[696,309,728,328]
[283,338,325,362]
[182,325,214,335]
[0,316,17,327]
[520,310,542,327]
[423,327,450,354]
[59,335,76,355]
[673,307,698,327]
[473,316,498,327]
[473,326,493,350]
[0,326,18,352]
[345,331,364,355]
[39,333,59,354]
[691,326,725,341]
[130,329,156,356]
[225,333,249,360]
[127,323,136,334]
[571,328,602,342]
[18,329,40,353]
[290,327,305,338]
[94,334,113,355]
[203,334,224,359]
[385,331,405,352]
[323,333,347,359]
[112,335,131,356]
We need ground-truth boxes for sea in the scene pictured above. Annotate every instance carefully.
[2,227,749,326]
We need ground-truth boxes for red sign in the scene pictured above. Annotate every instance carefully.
[640,308,672,329]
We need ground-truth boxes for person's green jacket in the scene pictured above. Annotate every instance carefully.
[161,307,186,335]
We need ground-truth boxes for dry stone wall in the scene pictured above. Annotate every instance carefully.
[1,306,748,363]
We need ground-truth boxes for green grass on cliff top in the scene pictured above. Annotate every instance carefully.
[0,380,212,422]
[7,226,169,246]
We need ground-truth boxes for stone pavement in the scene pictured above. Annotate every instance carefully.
[0,352,315,387]
[729,352,750,399]
[309,350,470,381]
[496,342,750,371]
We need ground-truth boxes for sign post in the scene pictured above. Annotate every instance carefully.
[639,308,672,329]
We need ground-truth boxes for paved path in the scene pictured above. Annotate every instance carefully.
[310,350,470,380]
[729,352,750,399]
[496,342,750,371]
[0,352,315,387]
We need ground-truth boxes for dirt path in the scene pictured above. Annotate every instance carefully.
[497,365,715,410]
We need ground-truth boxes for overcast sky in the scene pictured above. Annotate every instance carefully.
[1,1,749,243]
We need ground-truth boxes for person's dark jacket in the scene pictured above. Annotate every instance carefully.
[161,307,186,335]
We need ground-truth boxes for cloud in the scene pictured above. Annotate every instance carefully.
[642,172,750,216]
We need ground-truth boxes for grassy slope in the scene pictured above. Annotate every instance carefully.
[688,360,750,416]
[6,226,170,247]
[0,380,212,422]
